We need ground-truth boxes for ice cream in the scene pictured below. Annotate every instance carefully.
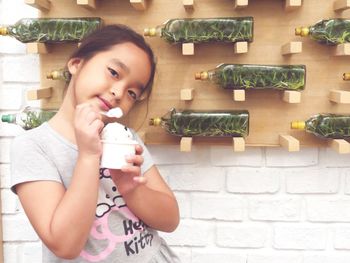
[100,122,137,169]
[101,122,133,142]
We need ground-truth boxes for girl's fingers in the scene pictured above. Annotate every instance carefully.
[135,144,143,155]
[125,155,144,166]
[121,165,141,175]
[133,176,147,184]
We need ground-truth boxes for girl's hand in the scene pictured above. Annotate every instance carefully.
[109,144,147,196]
[74,103,104,156]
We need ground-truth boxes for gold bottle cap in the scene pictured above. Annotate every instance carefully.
[295,27,310,37]
[0,27,8,36]
[343,73,350,81]
[149,117,161,126]
[143,28,157,37]
[291,121,306,130]
[46,70,59,80]
[195,71,208,80]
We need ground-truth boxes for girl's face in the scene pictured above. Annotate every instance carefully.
[68,42,152,119]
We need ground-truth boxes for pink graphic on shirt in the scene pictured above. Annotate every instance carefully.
[80,206,143,262]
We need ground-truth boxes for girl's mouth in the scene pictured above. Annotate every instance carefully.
[98,96,112,111]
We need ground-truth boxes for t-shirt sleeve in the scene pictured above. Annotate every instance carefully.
[132,131,154,175]
[10,135,62,194]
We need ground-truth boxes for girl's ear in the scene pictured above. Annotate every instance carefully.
[67,57,83,75]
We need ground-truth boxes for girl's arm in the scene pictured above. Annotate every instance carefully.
[16,104,104,259]
[110,146,180,232]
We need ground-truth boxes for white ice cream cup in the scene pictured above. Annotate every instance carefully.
[100,140,138,169]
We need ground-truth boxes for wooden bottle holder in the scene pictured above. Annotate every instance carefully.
[281,41,302,55]
[283,91,301,103]
[179,137,246,152]
[334,0,350,11]
[129,0,147,10]
[27,87,53,100]
[181,42,248,56]
[329,90,350,104]
[334,43,350,56]
[183,0,194,10]
[285,0,302,11]
[24,0,51,11]
[77,0,96,10]
[234,0,248,9]
[279,135,300,152]
[180,88,194,101]
[329,139,350,154]
[26,43,49,54]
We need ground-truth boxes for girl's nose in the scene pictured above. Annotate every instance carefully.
[110,84,126,99]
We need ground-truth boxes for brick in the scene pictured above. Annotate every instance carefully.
[2,55,40,82]
[0,164,11,188]
[307,199,350,222]
[210,146,263,167]
[167,165,224,192]
[266,148,318,167]
[273,225,327,250]
[248,253,303,263]
[0,38,26,54]
[174,192,191,218]
[319,148,350,168]
[216,223,268,248]
[3,243,20,263]
[0,138,12,163]
[226,168,280,193]
[148,145,196,165]
[2,189,19,214]
[22,242,42,263]
[249,198,301,222]
[286,168,340,194]
[3,215,39,241]
[304,254,350,263]
[192,248,246,263]
[160,220,211,247]
[334,226,350,249]
[192,194,244,221]
[0,84,24,110]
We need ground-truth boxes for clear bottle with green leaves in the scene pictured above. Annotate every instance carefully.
[1,107,57,130]
[295,19,350,45]
[291,114,350,139]
[47,68,71,82]
[149,108,249,137]
[0,17,102,43]
[195,64,306,91]
[144,17,253,44]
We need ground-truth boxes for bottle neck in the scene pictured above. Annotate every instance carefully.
[295,27,310,37]
[149,117,163,126]
[143,27,161,37]
[1,113,15,123]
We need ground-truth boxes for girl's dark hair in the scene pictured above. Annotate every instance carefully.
[69,24,156,97]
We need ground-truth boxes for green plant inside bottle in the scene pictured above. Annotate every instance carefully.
[296,19,350,45]
[144,17,253,44]
[0,17,102,43]
[291,114,350,139]
[196,64,306,91]
[150,109,249,137]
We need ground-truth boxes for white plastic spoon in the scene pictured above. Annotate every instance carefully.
[101,107,123,118]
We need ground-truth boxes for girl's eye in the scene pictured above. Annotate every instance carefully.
[108,67,119,78]
[128,90,138,101]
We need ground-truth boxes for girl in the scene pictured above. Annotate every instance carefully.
[10,25,180,262]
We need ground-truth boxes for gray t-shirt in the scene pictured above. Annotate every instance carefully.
[10,122,180,263]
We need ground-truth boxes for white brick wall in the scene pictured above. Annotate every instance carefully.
[1,1,350,263]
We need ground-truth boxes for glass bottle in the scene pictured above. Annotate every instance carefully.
[343,72,350,81]
[0,17,102,43]
[144,17,253,44]
[195,64,306,91]
[295,19,350,45]
[291,114,350,139]
[47,68,71,82]
[1,106,57,130]
[149,108,249,137]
